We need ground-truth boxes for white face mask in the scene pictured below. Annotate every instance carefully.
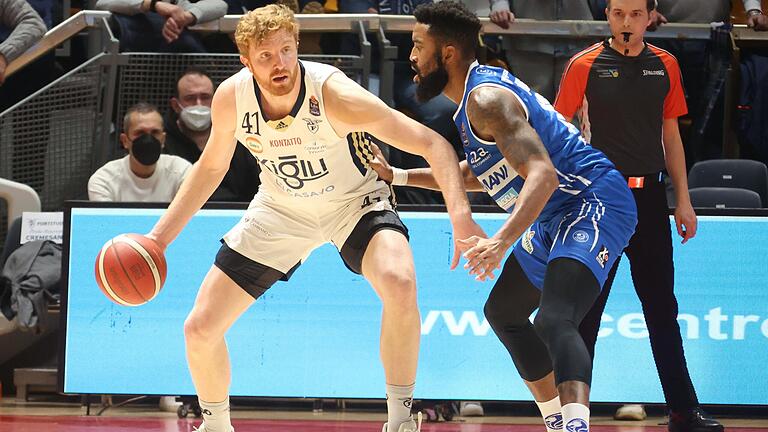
[179,105,212,132]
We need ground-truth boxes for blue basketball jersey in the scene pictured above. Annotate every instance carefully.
[454,62,616,219]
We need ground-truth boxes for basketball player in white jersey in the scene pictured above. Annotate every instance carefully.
[145,5,483,432]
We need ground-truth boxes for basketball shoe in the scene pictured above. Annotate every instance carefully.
[382,412,422,432]
[193,423,234,432]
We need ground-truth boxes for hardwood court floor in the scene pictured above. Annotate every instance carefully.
[1,399,766,432]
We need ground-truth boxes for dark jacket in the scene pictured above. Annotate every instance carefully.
[163,112,261,202]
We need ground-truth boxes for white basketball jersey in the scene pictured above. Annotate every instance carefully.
[233,61,382,210]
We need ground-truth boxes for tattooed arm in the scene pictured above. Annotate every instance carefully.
[460,86,559,279]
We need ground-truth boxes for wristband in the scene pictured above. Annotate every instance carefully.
[150,0,160,12]
[391,168,409,186]
[747,9,763,17]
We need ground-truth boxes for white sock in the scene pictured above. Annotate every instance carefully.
[561,403,590,432]
[199,398,232,432]
[536,396,563,432]
[386,383,415,431]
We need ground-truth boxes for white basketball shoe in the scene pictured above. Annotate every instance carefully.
[382,412,423,432]
[193,423,235,432]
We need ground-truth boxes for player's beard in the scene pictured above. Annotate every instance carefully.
[413,54,449,102]
[263,67,298,97]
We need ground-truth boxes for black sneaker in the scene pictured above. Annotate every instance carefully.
[668,407,724,432]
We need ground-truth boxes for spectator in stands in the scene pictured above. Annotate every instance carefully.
[88,102,190,411]
[0,0,47,109]
[654,0,767,31]
[489,0,597,102]
[374,0,464,205]
[648,0,766,164]
[164,68,260,202]
[88,102,191,202]
[94,0,227,52]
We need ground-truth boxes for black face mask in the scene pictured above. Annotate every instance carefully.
[130,133,162,166]
[414,53,449,103]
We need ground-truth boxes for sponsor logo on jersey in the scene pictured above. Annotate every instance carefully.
[596,245,610,268]
[598,68,619,78]
[572,230,589,243]
[480,163,511,192]
[244,136,263,153]
[303,117,322,134]
[643,69,665,76]
[495,188,519,210]
[545,413,564,430]
[267,116,293,130]
[281,184,336,198]
[260,155,329,189]
[269,137,302,147]
[522,229,535,254]
[309,95,321,116]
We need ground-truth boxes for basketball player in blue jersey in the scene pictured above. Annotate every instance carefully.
[143,5,485,432]
[371,2,637,432]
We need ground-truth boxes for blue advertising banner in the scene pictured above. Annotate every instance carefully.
[62,206,768,404]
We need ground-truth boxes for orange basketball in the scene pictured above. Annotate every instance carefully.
[94,233,167,306]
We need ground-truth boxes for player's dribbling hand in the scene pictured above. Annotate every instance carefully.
[369,143,394,183]
[457,235,505,281]
[674,201,697,244]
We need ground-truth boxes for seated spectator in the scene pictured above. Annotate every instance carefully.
[94,0,227,52]
[649,0,766,164]
[164,68,260,202]
[88,102,191,202]
[88,102,189,410]
[373,0,464,205]
[0,0,47,110]
[489,0,596,103]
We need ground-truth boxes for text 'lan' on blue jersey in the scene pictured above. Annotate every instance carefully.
[453,62,616,219]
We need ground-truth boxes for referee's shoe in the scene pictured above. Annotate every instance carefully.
[669,407,724,432]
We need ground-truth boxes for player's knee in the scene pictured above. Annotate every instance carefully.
[376,269,417,308]
[533,310,563,341]
[183,313,220,346]
[484,297,510,331]
[484,292,531,331]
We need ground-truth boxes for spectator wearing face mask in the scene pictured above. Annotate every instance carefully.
[164,67,261,202]
[88,102,192,202]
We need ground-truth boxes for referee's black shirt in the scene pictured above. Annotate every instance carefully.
[554,40,688,176]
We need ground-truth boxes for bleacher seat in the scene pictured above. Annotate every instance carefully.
[688,159,768,207]
[689,187,762,209]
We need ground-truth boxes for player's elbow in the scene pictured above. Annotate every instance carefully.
[537,164,559,194]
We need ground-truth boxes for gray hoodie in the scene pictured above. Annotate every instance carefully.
[95,0,228,24]
[0,0,47,63]
[657,0,762,24]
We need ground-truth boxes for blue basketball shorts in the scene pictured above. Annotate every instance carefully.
[512,170,638,290]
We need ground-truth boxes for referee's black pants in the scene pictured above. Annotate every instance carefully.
[578,178,699,413]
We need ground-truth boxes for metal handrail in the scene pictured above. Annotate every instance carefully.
[5,10,111,78]
[6,10,724,79]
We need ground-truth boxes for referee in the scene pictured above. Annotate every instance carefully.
[554,0,722,431]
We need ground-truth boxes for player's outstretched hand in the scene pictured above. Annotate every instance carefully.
[457,235,504,281]
[369,143,394,183]
[451,219,488,271]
